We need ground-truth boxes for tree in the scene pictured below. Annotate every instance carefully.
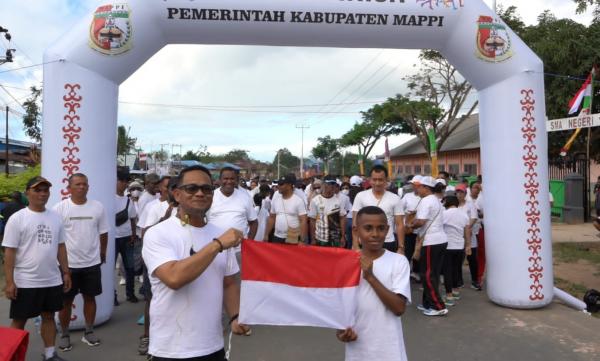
[222,149,250,163]
[402,50,478,155]
[22,86,42,143]
[182,150,200,161]
[340,99,412,159]
[116,125,136,156]
[573,0,600,22]
[151,149,168,163]
[311,136,340,174]
[272,148,299,176]
[500,7,600,160]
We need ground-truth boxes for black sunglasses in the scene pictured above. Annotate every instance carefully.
[178,183,214,195]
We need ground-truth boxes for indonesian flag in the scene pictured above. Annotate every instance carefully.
[239,240,360,329]
[568,71,594,115]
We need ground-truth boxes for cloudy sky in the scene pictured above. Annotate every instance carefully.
[0,0,592,162]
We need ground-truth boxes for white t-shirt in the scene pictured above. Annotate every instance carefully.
[142,218,239,359]
[138,199,177,230]
[459,201,479,248]
[415,194,447,246]
[345,251,411,361]
[138,190,159,216]
[207,188,257,237]
[273,188,308,209]
[308,194,347,243]
[338,192,353,220]
[402,192,421,231]
[352,190,405,243]
[270,194,307,239]
[115,194,137,238]
[1,208,65,288]
[443,208,469,250]
[53,199,109,268]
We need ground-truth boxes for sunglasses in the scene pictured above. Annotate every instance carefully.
[178,183,214,195]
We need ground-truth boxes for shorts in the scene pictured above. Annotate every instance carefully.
[64,264,102,299]
[152,348,226,361]
[142,264,152,299]
[10,285,64,320]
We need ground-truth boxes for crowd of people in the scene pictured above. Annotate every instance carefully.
[0,163,506,361]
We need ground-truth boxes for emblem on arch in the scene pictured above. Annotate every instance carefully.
[89,3,133,56]
[476,15,513,63]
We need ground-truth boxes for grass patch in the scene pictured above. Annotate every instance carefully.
[553,242,600,267]
[555,277,589,299]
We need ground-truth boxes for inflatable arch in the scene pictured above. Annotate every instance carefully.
[42,0,553,327]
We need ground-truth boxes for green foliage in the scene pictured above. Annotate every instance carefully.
[22,86,42,143]
[222,149,250,163]
[311,136,340,173]
[328,152,372,176]
[573,0,600,22]
[0,165,41,197]
[117,125,137,156]
[273,148,299,175]
[500,7,600,160]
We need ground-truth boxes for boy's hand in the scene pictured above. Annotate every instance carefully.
[360,255,374,280]
[336,328,357,343]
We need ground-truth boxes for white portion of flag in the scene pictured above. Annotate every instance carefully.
[240,280,357,329]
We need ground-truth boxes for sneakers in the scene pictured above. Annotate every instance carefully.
[471,282,483,291]
[423,308,449,316]
[58,335,72,352]
[442,297,456,307]
[42,352,68,361]
[416,304,427,312]
[451,291,461,299]
[81,331,101,346]
[138,336,149,355]
[119,277,126,286]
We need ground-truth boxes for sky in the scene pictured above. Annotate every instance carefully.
[0,0,593,163]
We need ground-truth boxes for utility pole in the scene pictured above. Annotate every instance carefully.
[5,106,8,176]
[296,123,310,178]
[277,149,281,179]
[160,143,169,170]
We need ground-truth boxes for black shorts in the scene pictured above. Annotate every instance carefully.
[64,264,102,299]
[142,264,152,299]
[10,285,64,320]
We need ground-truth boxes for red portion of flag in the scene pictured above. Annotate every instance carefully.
[241,240,361,288]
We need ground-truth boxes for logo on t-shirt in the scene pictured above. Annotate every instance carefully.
[37,224,53,245]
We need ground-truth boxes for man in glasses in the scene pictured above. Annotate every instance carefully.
[3,176,71,361]
[142,165,250,361]
[207,167,258,248]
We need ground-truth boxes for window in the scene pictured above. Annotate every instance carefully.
[424,164,431,175]
[405,165,412,174]
[438,164,445,172]
[397,165,404,174]
[464,164,478,176]
[414,165,422,174]
[449,164,459,176]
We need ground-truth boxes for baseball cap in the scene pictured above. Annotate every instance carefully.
[350,175,362,187]
[410,175,424,185]
[324,175,337,184]
[419,176,436,188]
[278,174,296,185]
[128,181,143,190]
[26,176,52,190]
[455,184,467,192]
[435,178,447,186]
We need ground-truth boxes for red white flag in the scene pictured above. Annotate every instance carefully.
[239,240,360,329]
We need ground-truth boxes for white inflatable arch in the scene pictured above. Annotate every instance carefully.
[43,0,553,327]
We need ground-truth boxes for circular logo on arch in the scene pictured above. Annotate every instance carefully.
[89,3,132,56]
[476,16,513,63]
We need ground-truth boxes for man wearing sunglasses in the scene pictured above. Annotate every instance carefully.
[142,165,250,361]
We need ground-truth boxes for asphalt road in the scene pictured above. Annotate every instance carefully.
[1,273,598,361]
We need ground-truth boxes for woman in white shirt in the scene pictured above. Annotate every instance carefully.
[442,195,471,306]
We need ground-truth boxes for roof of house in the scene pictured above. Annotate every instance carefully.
[389,114,480,158]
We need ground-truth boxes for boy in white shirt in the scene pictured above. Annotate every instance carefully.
[337,206,411,361]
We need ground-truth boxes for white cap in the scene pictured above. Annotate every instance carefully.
[410,175,424,184]
[350,175,362,187]
[435,178,447,186]
[419,176,436,188]
[446,185,456,191]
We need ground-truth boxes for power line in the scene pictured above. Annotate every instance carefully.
[0,59,63,74]
[119,101,368,114]
[119,99,384,109]
[0,84,25,111]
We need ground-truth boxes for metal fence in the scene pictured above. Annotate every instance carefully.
[548,153,590,222]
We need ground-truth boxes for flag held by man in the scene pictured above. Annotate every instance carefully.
[240,240,360,329]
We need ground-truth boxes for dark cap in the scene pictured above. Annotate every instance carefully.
[26,176,52,190]
[278,174,296,185]
[324,175,337,184]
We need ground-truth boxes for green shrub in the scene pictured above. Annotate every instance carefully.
[0,165,41,197]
